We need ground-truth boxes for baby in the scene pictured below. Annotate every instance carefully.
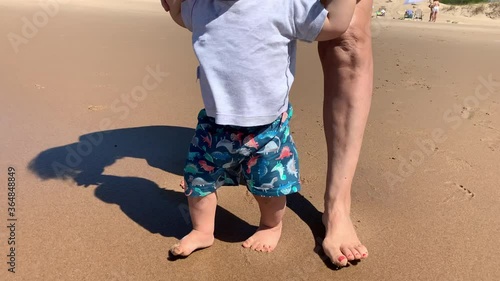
[164,0,356,256]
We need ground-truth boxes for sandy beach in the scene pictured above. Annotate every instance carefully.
[1,0,500,280]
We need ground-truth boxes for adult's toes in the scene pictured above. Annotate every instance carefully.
[340,246,355,261]
[325,247,348,267]
[355,245,369,259]
[350,247,362,260]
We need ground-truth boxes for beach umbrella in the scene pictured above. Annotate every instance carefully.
[404,0,426,4]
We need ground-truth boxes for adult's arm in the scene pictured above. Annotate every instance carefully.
[316,0,357,41]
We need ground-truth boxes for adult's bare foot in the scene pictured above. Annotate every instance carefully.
[322,210,368,267]
[170,229,214,257]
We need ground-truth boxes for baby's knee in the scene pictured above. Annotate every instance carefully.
[253,195,287,210]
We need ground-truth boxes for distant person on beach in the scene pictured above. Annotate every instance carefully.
[429,0,440,22]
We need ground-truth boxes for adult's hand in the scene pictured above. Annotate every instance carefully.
[161,0,185,27]
[161,0,170,12]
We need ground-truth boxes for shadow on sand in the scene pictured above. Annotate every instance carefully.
[28,126,255,242]
[28,125,341,266]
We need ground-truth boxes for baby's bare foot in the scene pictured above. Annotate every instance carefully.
[170,230,214,257]
[242,222,282,252]
[322,211,368,267]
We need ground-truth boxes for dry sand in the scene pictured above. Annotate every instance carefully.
[1,0,500,280]
[374,0,500,26]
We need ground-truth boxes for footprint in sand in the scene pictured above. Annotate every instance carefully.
[489,101,499,112]
[460,106,474,120]
[480,136,500,152]
[300,175,319,185]
[476,119,492,126]
[475,121,500,140]
[445,154,473,171]
[442,181,474,203]
[87,105,107,111]
[404,78,432,90]
[488,140,500,152]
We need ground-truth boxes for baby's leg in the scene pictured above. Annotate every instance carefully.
[241,105,298,252]
[242,195,286,252]
[170,192,217,256]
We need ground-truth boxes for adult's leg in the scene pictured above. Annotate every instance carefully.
[318,0,373,267]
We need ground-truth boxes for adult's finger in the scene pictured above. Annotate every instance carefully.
[161,0,170,12]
